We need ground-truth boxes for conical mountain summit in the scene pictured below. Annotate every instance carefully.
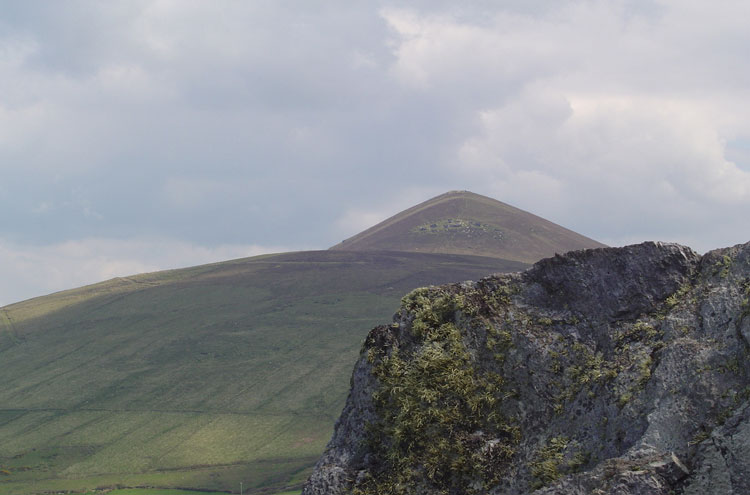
[330,190,606,263]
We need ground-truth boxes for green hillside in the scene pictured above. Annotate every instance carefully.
[0,191,606,494]
[0,250,526,494]
[330,190,606,262]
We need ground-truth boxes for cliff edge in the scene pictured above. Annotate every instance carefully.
[303,241,750,494]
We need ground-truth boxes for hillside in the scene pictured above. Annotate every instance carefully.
[0,191,607,494]
[330,191,606,263]
[0,250,526,494]
[304,241,750,494]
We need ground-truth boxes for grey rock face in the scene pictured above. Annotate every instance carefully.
[522,242,699,321]
[303,241,750,495]
[303,336,381,495]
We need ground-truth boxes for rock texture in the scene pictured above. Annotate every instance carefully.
[303,241,750,495]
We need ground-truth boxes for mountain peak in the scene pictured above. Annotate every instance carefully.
[330,191,606,264]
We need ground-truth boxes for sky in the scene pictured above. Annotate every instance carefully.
[1,0,749,306]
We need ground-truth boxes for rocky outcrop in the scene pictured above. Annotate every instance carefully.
[303,241,750,495]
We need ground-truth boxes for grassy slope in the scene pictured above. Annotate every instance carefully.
[0,250,526,494]
[330,191,607,263]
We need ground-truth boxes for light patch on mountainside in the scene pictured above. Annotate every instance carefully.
[0,238,289,306]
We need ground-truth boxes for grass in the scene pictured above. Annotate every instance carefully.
[102,490,299,495]
[0,250,526,494]
[106,490,229,495]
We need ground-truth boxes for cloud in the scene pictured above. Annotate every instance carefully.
[458,89,750,247]
[382,7,561,95]
[1,1,750,301]
[381,2,750,252]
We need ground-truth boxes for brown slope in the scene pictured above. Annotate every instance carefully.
[330,190,607,264]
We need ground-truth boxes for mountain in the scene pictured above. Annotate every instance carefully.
[304,241,750,495]
[330,190,606,263]
[0,191,604,494]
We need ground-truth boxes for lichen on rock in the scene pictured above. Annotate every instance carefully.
[303,241,750,495]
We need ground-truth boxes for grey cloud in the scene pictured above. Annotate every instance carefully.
[0,0,749,304]
[1,2,472,247]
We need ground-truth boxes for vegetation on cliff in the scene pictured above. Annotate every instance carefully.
[304,241,750,495]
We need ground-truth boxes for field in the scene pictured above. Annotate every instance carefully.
[0,250,525,494]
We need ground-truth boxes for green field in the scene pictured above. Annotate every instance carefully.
[0,250,525,494]
[58,489,300,495]
[100,489,300,495]
[105,490,230,495]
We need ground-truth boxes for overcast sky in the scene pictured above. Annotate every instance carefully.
[1,0,749,305]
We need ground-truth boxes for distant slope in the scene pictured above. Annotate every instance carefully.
[0,250,526,495]
[330,191,606,263]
